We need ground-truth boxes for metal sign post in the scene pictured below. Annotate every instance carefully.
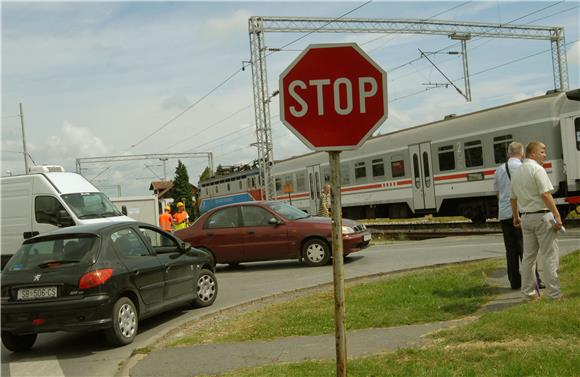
[329,150,346,376]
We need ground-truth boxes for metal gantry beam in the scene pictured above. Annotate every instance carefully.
[248,16,569,199]
[76,152,214,181]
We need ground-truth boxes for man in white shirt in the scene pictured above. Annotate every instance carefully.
[494,142,524,289]
[510,141,563,300]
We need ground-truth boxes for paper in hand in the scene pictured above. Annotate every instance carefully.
[542,212,566,232]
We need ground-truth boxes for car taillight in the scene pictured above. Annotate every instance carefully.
[79,269,113,290]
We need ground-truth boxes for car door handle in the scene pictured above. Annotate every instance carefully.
[132,269,140,276]
[246,231,255,235]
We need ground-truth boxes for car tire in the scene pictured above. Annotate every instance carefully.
[1,331,37,352]
[193,269,218,308]
[302,238,331,267]
[105,297,138,346]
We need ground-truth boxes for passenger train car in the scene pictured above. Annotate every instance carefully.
[199,89,580,221]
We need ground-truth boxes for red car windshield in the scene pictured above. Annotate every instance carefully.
[267,202,310,220]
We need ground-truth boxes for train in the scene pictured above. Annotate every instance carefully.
[198,89,580,222]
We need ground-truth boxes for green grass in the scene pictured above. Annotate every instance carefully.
[172,259,499,346]
[222,343,580,377]
[218,251,580,377]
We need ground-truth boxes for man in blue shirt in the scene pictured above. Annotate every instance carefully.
[494,142,525,289]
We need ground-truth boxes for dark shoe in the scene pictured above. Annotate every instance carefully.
[510,284,521,290]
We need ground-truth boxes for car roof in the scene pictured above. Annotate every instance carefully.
[26,221,155,239]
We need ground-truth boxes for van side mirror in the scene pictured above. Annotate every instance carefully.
[56,210,74,227]
[121,205,128,216]
[268,217,281,226]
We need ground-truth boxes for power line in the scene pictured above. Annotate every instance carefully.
[166,104,252,150]
[123,68,246,154]
[386,1,568,74]
[274,0,373,53]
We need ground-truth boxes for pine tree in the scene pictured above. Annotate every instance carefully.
[170,160,195,220]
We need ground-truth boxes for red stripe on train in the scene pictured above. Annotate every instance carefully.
[566,196,580,204]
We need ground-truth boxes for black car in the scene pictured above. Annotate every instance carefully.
[1,221,217,352]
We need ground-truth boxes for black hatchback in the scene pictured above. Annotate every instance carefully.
[1,221,217,352]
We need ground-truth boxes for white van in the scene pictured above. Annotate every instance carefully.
[1,168,133,267]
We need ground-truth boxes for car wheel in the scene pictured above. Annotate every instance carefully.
[197,247,216,267]
[1,331,37,352]
[105,297,138,346]
[302,238,331,267]
[193,269,218,308]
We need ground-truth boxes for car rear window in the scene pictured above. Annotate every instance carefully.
[5,235,99,271]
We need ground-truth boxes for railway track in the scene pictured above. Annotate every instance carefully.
[365,219,580,240]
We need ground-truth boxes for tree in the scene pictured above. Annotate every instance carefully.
[170,160,195,220]
[199,166,212,182]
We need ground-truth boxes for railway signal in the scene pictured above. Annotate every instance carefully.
[280,43,388,151]
[280,43,388,377]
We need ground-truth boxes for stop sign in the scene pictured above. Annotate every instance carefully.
[280,43,387,151]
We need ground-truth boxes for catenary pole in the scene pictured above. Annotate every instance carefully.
[19,103,29,174]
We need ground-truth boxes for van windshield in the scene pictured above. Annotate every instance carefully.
[61,192,122,219]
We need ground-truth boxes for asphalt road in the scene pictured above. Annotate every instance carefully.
[2,232,579,377]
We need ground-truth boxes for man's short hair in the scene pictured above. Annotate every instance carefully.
[508,142,524,157]
[526,141,545,156]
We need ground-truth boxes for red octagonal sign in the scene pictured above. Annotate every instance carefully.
[280,43,388,151]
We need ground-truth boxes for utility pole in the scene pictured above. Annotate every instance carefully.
[19,103,29,174]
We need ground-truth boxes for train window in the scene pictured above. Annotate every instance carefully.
[341,164,351,185]
[275,177,282,194]
[322,166,330,183]
[239,180,243,190]
[412,155,420,188]
[576,118,580,150]
[296,172,306,192]
[215,185,219,194]
[391,159,405,178]
[355,162,367,180]
[464,140,483,167]
[493,134,513,163]
[227,183,230,192]
[372,159,385,177]
[438,145,455,171]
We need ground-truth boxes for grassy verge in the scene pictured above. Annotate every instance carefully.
[221,251,580,377]
[172,258,500,347]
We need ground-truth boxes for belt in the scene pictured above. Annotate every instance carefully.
[522,210,549,215]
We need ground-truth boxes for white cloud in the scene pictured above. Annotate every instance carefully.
[206,10,251,36]
[161,95,192,111]
[568,40,580,66]
[45,122,109,167]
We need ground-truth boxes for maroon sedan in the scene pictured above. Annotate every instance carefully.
[175,201,371,267]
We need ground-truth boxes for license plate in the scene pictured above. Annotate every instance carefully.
[363,234,371,242]
[17,287,57,300]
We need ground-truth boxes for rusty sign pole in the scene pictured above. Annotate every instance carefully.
[329,150,347,377]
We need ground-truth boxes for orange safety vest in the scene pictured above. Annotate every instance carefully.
[159,212,173,231]
[173,211,188,230]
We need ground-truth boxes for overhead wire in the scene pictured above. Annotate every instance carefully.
[387,1,572,100]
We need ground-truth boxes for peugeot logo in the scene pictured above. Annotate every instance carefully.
[33,274,41,282]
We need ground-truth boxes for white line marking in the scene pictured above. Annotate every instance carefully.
[10,357,65,377]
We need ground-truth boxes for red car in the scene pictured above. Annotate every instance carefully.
[176,201,371,267]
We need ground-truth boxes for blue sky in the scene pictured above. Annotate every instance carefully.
[2,1,579,196]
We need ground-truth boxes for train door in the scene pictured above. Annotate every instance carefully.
[409,142,436,211]
[306,165,322,214]
[560,116,580,189]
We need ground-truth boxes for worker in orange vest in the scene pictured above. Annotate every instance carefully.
[173,202,189,230]
[159,205,174,232]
